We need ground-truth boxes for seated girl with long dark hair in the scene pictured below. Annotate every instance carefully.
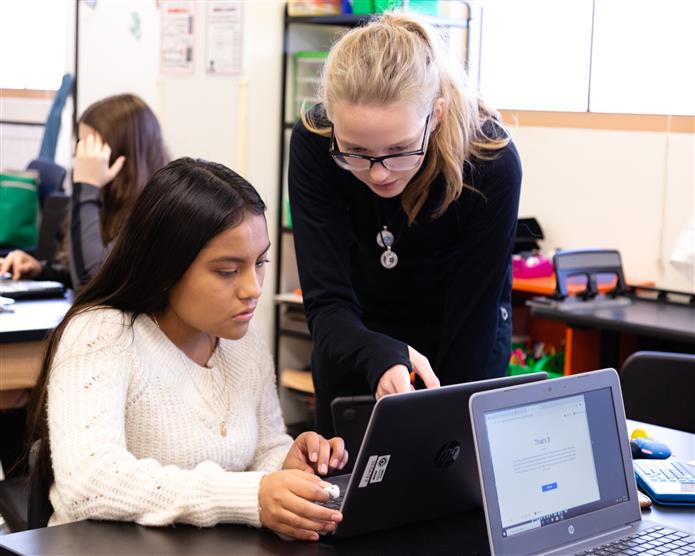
[27,158,347,541]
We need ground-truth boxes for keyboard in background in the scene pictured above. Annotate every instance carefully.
[0,279,66,300]
[634,459,695,506]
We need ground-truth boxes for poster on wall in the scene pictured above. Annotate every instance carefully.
[205,2,242,75]
[205,1,243,75]
[161,1,194,74]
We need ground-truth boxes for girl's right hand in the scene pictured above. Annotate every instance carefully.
[258,469,343,541]
[73,133,125,188]
[0,250,42,280]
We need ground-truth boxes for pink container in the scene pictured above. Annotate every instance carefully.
[512,254,554,279]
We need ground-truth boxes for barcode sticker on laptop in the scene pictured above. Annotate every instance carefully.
[359,456,379,487]
[370,455,391,484]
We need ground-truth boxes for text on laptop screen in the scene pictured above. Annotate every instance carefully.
[484,388,629,538]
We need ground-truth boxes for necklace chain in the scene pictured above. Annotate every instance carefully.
[152,314,229,437]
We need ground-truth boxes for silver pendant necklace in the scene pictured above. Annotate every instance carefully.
[374,194,405,270]
[377,226,399,269]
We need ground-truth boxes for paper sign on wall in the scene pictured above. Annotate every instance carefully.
[161,1,194,74]
[205,1,243,75]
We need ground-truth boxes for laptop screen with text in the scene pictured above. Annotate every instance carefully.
[483,387,629,539]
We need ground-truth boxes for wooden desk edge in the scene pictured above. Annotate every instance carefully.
[0,340,46,390]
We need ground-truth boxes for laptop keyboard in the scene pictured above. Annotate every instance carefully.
[575,526,695,555]
[634,460,695,484]
[0,279,65,299]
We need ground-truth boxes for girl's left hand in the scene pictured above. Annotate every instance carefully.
[283,432,348,476]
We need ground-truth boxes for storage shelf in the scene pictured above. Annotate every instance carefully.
[281,368,315,394]
[279,328,312,340]
[287,14,469,29]
[273,4,472,389]
[274,291,303,304]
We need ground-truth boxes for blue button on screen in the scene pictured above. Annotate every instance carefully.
[542,482,558,492]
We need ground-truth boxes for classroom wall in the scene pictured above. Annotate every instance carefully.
[11,0,692,346]
[510,124,695,292]
[77,0,285,347]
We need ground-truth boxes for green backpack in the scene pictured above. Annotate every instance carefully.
[0,170,40,250]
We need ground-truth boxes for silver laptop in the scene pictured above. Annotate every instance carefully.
[322,373,548,539]
[469,368,695,555]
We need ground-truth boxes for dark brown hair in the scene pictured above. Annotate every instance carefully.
[27,158,266,492]
[79,94,169,244]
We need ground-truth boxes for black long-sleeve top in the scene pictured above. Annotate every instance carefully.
[67,182,111,288]
[37,182,110,289]
[288,112,522,398]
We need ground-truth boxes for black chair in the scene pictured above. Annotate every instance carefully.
[0,440,53,532]
[620,351,695,434]
[26,158,66,208]
[27,440,53,529]
[0,475,28,532]
[32,191,69,262]
[553,248,628,300]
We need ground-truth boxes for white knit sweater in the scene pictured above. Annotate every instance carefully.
[47,307,293,527]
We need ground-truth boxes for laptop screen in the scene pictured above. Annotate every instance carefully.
[483,387,629,539]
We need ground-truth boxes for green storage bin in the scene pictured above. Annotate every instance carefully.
[374,0,437,14]
[408,0,438,16]
[375,0,401,12]
[0,170,39,250]
[283,199,293,229]
[351,0,374,13]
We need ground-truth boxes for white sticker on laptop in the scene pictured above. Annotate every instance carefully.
[369,455,390,483]
[359,455,379,487]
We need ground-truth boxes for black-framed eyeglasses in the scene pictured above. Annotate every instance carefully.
[329,114,431,172]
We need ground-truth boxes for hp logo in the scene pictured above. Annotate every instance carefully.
[434,441,461,468]
[568,525,575,535]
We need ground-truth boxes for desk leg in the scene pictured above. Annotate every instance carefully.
[599,330,620,370]
[564,327,601,374]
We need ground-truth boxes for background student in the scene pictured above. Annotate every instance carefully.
[289,13,522,435]
[0,94,169,288]
[27,158,347,541]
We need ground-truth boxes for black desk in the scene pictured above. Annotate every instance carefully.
[0,511,489,556]
[1,422,692,556]
[530,298,695,368]
[0,295,72,344]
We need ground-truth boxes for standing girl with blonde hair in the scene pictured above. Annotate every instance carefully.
[289,13,522,436]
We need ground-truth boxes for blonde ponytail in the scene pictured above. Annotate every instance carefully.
[303,12,509,223]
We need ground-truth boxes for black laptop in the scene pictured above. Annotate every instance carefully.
[322,372,548,538]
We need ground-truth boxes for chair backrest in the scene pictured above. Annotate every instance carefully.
[32,191,69,262]
[27,439,53,529]
[620,350,695,434]
[553,248,627,299]
[26,158,66,208]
